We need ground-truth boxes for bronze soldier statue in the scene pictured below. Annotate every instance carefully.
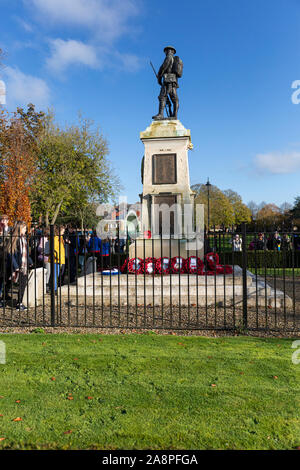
[152,46,183,120]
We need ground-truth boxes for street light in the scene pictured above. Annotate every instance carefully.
[205,177,211,231]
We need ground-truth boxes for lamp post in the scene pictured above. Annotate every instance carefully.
[205,178,211,231]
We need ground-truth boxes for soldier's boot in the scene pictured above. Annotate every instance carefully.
[172,101,179,120]
[152,99,166,120]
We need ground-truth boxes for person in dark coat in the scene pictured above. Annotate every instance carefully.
[114,237,125,254]
[101,238,111,269]
[267,231,281,251]
[65,226,79,283]
[0,220,9,307]
[78,231,90,273]
[9,222,33,311]
[249,233,267,251]
[88,230,102,269]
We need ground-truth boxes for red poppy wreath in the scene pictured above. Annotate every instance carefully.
[205,252,220,270]
[144,257,156,274]
[186,256,204,274]
[171,256,186,274]
[127,258,144,274]
[155,257,170,274]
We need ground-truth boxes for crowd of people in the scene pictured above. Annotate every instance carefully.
[228,230,299,252]
[0,217,32,310]
[0,215,126,310]
[1,213,300,310]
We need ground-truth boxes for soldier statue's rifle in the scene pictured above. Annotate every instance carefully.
[150,61,172,118]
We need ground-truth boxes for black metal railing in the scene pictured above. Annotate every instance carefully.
[0,224,299,332]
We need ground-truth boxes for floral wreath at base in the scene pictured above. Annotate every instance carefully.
[120,259,128,273]
[205,265,233,275]
[217,265,233,275]
[155,257,170,274]
[121,255,232,275]
[127,257,144,274]
[205,252,233,275]
[144,257,156,275]
[186,256,204,274]
[171,256,186,274]
[205,252,220,270]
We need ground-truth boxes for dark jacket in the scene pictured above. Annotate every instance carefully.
[114,238,125,254]
[88,236,102,253]
[78,235,89,255]
[101,241,110,256]
[267,235,281,251]
[11,238,33,272]
[0,234,11,277]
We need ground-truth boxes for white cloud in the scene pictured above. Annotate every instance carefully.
[46,39,142,75]
[115,52,143,73]
[255,151,300,174]
[24,0,142,77]
[46,39,99,74]
[3,66,50,108]
[26,0,138,42]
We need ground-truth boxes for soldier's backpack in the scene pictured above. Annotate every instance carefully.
[172,56,183,78]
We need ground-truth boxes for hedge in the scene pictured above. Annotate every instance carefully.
[219,250,300,269]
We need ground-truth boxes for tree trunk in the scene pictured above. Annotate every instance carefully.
[45,211,49,227]
[51,200,63,225]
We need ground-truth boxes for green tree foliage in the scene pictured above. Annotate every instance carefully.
[31,114,120,226]
[223,189,251,224]
[56,201,100,229]
[192,184,251,227]
[193,184,234,227]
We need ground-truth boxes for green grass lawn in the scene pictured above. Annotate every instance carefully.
[256,268,300,277]
[0,333,299,450]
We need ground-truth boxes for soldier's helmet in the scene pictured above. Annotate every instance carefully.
[164,46,176,54]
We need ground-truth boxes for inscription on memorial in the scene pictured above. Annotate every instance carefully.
[152,153,177,184]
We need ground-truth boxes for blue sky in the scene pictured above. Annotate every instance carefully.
[1,0,300,207]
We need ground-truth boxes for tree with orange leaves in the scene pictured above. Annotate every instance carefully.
[0,105,45,227]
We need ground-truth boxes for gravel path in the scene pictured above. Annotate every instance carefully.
[0,302,299,334]
[266,276,300,302]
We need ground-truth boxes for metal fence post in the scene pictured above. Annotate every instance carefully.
[242,222,248,329]
[50,224,55,326]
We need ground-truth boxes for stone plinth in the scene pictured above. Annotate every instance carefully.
[23,267,47,308]
[140,119,195,237]
[128,238,204,259]
[58,267,291,308]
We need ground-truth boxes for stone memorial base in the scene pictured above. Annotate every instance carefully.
[140,119,196,237]
[23,267,47,308]
[58,267,292,308]
[128,238,204,259]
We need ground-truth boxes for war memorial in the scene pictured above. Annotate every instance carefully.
[1,2,299,455]
[55,46,291,323]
